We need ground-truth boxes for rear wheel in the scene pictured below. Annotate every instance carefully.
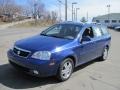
[100,47,108,61]
[57,58,74,81]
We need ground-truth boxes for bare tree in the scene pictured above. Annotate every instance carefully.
[0,0,22,15]
[51,11,58,23]
[37,3,45,18]
[26,0,46,18]
[22,6,32,17]
[0,0,22,22]
[81,17,87,23]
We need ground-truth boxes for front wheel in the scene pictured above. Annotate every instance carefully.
[57,58,74,81]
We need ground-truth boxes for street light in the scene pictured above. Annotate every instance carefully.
[72,2,77,21]
[75,8,80,21]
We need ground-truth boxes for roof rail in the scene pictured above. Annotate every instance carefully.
[91,22,101,25]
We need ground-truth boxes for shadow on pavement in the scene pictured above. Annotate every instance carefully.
[74,59,97,72]
[0,59,99,89]
[0,64,59,89]
[110,28,120,32]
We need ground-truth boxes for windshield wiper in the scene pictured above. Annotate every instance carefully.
[51,35,73,40]
[40,34,59,38]
[40,33,48,36]
[40,34,73,40]
[50,35,61,38]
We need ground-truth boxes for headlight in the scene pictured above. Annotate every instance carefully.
[31,51,51,60]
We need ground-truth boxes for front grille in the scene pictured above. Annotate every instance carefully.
[13,46,30,58]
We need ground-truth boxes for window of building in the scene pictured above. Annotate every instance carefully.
[96,20,100,23]
[112,20,117,23]
[104,20,110,23]
[119,20,120,23]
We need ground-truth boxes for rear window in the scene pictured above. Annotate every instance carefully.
[100,25,109,35]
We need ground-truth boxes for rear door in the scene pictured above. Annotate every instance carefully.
[92,25,104,57]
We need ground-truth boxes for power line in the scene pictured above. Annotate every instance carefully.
[57,0,72,11]
[57,0,73,21]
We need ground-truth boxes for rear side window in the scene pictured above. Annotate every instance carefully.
[92,26,102,37]
[100,26,109,35]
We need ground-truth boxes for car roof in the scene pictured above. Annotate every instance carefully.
[59,21,84,26]
[58,21,103,27]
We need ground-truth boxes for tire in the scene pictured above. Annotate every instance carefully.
[57,58,74,81]
[100,47,108,61]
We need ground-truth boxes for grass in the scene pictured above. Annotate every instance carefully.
[0,21,9,25]
[11,20,55,28]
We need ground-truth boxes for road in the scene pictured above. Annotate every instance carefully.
[0,28,120,90]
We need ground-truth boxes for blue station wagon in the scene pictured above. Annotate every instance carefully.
[7,22,111,81]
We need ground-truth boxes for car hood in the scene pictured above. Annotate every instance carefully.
[15,35,73,52]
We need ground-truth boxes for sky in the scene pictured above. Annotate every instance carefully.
[16,0,120,21]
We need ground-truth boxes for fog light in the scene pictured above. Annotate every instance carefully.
[49,62,55,66]
[33,70,39,75]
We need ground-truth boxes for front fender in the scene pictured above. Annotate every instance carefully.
[52,49,78,67]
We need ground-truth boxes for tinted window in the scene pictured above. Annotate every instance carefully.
[105,20,110,23]
[96,20,100,23]
[112,20,117,23]
[92,26,102,37]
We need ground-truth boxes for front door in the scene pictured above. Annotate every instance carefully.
[77,27,97,65]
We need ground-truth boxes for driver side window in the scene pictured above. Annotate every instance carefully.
[82,27,94,38]
[81,27,94,43]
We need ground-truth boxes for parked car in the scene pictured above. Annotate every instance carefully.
[115,26,120,31]
[7,22,111,81]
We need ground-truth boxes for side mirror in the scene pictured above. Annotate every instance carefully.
[81,36,91,43]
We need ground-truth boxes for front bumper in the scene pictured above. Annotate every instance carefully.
[7,49,59,77]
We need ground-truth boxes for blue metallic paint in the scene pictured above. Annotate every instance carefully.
[7,22,111,77]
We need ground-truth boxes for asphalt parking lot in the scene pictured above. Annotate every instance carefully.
[0,27,120,90]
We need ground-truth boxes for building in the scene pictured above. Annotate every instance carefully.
[92,13,120,28]
[0,14,13,22]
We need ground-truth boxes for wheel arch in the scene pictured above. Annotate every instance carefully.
[63,55,77,67]
[106,45,109,50]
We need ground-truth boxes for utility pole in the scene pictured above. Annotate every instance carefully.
[72,2,77,21]
[65,0,67,21]
[107,4,111,26]
[73,8,76,21]
[58,0,62,22]
[34,0,38,25]
[75,8,80,21]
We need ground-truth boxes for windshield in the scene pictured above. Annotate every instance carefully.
[41,24,82,40]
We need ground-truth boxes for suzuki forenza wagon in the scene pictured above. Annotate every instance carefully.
[7,22,111,81]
